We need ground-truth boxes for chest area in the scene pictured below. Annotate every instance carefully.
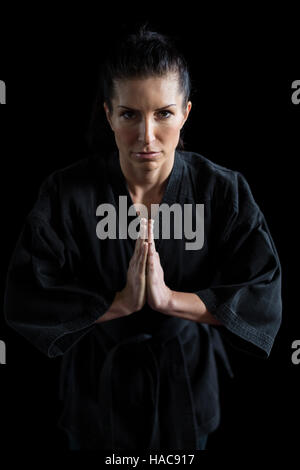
[129,194,163,220]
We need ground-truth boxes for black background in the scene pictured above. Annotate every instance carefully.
[0,11,299,455]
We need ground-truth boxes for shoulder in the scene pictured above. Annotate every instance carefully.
[38,153,107,197]
[45,153,105,184]
[178,149,238,187]
[178,150,257,211]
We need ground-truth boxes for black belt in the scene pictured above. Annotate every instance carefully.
[95,316,200,449]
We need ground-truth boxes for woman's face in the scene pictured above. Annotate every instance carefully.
[104,73,192,171]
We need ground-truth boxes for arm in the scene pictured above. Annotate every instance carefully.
[4,174,118,359]
[146,219,221,325]
[161,290,222,325]
[94,290,132,323]
[95,218,149,323]
[145,198,282,359]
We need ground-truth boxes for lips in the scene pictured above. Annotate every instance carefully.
[133,151,161,158]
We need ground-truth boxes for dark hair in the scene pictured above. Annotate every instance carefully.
[87,24,192,153]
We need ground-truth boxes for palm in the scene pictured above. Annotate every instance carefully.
[146,219,171,312]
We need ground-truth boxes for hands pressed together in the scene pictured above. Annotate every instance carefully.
[122,218,173,315]
[97,217,218,325]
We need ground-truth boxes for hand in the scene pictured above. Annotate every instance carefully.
[146,219,173,312]
[120,218,149,314]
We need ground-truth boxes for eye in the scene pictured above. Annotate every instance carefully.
[120,111,136,120]
[157,110,172,119]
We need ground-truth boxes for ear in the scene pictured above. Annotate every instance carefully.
[103,102,114,131]
[180,101,192,130]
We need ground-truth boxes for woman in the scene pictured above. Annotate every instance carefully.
[4,26,282,451]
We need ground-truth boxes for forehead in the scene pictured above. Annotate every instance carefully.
[112,73,182,107]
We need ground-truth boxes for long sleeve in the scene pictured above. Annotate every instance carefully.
[195,172,282,357]
[3,173,115,358]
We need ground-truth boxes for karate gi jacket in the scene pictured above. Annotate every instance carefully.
[4,150,282,450]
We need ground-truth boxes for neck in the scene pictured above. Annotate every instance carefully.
[119,152,175,198]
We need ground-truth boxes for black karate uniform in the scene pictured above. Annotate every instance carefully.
[3,150,282,450]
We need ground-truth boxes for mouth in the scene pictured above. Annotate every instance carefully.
[133,151,161,159]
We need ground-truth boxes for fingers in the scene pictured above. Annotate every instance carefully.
[139,218,148,241]
[139,240,148,274]
[148,219,154,242]
[148,219,156,254]
[139,219,149,272]
[134,218,157,267]
[131,218,147,268]
[133,218,146,258]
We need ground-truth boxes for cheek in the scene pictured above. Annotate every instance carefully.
[159,123,181,143]
[114,125,137,145]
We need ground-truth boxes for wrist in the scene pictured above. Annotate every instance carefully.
[116,289,135,316]
[157,288,175,315]
[94,290,133,323]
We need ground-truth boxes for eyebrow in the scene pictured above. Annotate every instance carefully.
[117,104,177,111]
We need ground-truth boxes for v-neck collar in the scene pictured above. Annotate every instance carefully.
[107,149,184,250]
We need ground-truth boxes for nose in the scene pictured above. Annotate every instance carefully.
[138,117,156,145]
